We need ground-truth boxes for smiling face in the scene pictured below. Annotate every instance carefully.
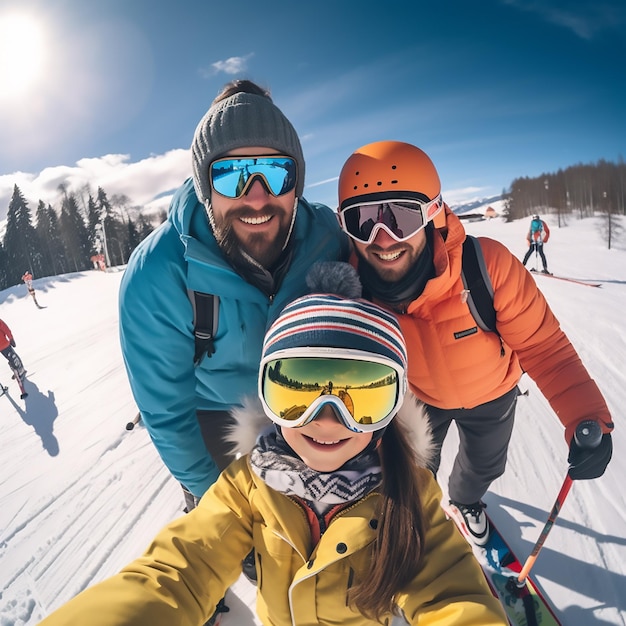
[281,404,374,472]
[353,223,428,283]
[209,147,297,268]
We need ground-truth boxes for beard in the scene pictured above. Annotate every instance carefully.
[213,202,294,268]
[354,243,415,282]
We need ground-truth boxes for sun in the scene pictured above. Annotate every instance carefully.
[0,12,46,101]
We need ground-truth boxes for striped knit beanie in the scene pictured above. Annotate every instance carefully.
[262,264,407,374]
[191,92,305,205]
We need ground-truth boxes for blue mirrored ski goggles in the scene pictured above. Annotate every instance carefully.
[210,156,298,199]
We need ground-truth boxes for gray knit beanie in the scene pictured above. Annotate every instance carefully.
[191,92,305,204]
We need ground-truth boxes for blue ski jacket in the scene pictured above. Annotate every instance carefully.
[119,178,349,497]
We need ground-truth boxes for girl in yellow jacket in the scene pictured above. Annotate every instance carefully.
[39,264,507,626]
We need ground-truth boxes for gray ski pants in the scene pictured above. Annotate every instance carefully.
[1,346,24,373]
[426,386,519,504]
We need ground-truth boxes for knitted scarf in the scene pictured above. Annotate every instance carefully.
[249,429,382,516]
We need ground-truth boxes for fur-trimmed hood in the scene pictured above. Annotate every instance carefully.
[225,391,435,470]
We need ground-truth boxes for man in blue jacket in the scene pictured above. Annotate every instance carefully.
[119,80,349,515]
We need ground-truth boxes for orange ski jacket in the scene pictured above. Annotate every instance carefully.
[366,207,612,443]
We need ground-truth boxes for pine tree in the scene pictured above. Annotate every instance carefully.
[0,241,7,290]
[96,187,114,266]
[35,201,68,277]
[126,219,141,253]
[3,185,41,286]
[60,194,91,272]
[35,200,54,276]
[47,206,69,275]
[87,194,102,255]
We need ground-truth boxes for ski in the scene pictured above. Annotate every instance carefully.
[446,504,561,626]
[530,269,601,288]
[0,384,8,397]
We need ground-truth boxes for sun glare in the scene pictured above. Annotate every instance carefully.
[0,13,46,101]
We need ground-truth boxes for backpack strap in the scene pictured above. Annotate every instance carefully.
[461,236,497,334]
[188,290,219,366]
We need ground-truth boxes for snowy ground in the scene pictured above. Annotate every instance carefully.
[0,214,625,625]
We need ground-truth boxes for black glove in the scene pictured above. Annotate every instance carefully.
[10,338,15,348]
[568,433,612,480]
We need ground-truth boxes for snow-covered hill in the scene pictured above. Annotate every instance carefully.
[450,194,504,215]
[1,215,625,625]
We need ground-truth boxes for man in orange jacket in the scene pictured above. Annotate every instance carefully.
[336,140,614,545]
[0,318,27,378]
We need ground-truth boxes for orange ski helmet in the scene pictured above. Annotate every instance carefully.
[338,140,445,228]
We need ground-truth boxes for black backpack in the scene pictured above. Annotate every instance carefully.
[460,235,498,334]
[189,236,498,366]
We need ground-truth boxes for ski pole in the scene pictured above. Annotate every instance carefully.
[516,419,603,585]
[125,411,141,431]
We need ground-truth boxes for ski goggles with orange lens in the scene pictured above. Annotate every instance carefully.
[210,156,297,199]
[259,349,406,432]
[339,195,443,244]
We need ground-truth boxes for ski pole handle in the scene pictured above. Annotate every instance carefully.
[517,420,602,585]
[573,419,603,449]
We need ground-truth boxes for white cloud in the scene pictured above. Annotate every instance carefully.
[200,53,255,77]
[0,150,191,221]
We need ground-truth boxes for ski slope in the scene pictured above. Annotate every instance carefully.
[0,215,625,625]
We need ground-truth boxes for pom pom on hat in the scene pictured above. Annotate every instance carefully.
[262,263,407,371]
[305,262,363,299]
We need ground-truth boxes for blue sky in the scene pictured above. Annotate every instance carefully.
[0,0,624,218]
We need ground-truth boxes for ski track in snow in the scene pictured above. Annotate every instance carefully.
[1,215,625,625]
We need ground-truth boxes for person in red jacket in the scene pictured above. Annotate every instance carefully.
[0,319,26,378]
[336,140,613,546]
[522,215,551,273]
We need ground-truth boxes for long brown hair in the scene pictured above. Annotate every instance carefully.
[348,418,426,621]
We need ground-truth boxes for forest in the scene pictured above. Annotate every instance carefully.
[503,159,625,249]
[1,158,625,290]
[0,184,164,290]
[504,159,625,222]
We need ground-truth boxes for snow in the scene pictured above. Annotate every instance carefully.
[0,214,625,626]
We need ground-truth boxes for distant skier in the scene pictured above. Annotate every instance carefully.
[90,254,106,271]
[522,215,551,274]
[0,318,27,378]
[21,271,44,309]
[22,271,34,293]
